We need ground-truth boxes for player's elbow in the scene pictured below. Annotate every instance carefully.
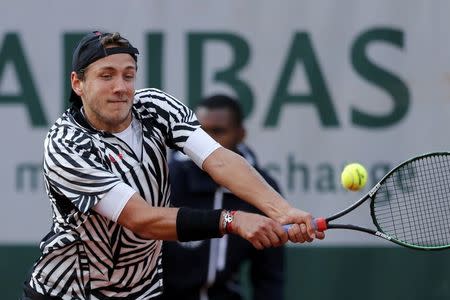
[116,198,158,240]
[130,221,158,240]
[119,214,153,239]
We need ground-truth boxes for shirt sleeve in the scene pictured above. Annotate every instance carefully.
[183,128,221,169]
[134,88,201,151]
[44,125,122,214]
[92,182,136,222]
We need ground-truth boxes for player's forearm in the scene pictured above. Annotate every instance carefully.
[117,193,179,240]
[117,193,225,241]
[203,147,291,222]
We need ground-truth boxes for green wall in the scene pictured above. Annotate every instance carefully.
[285,247,450,300]
[3,245,450,300]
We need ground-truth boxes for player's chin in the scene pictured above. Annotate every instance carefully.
[107,106,131,120]
[102,113,130,130]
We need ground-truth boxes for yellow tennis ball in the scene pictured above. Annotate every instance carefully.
[341,163,368,191]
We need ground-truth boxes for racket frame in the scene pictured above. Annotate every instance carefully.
[318,152,450,251]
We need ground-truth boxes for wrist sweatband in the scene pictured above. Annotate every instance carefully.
[176,207,223,241]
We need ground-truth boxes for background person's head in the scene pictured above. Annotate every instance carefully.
[70,31,139,132]
[196,94,246,151]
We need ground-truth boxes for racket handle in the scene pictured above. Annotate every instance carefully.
[283,217,328,232]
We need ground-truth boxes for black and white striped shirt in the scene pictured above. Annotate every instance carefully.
[29,88,202,299]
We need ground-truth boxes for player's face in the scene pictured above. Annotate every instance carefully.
[72,53,136,133]
[196,107,245,151]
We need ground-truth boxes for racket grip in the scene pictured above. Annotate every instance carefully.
[283,217,327,232]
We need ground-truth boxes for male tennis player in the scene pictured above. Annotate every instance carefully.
[21,31,324,300]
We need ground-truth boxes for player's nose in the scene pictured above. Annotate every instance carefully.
[113,77,128,93]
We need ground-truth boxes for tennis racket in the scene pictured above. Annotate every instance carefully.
[285,152,450,251]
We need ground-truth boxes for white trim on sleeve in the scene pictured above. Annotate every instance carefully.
[184,128,221,169]
[93,183,136,222]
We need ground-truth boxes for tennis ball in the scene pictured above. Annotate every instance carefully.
[341,163,368,191]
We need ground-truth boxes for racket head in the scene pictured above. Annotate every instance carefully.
[370,152,450,250]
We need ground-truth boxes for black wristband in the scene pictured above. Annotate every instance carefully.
[176,208,223,242]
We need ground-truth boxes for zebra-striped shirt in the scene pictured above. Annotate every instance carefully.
[29,88,200,299]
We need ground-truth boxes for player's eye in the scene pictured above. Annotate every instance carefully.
[124,74,135,81]
[100,74,112,80]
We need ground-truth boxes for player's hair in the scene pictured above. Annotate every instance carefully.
[99,32,132,48]
[76,32,134,81]
[197,94,243,127]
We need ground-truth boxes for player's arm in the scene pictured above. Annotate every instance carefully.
[93,184,220,241]
[203,147,289,221]
[182,127,322,242]
[120,194,289,248]
[95,185,286,248]
[202,147,323,242]
[90,183,179,240]
[116,193,179,240]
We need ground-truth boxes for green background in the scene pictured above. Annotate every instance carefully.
[4,245,449,300]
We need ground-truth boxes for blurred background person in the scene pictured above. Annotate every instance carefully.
[162,94,285,300]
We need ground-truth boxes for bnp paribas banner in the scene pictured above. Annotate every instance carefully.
[1,0,449,245]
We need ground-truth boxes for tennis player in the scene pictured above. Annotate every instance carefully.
[21,31,324,300]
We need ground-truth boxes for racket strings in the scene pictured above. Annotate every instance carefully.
[406,157,450,245]
[373,154,450,248]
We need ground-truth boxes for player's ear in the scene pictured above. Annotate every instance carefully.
[71,72,83,96]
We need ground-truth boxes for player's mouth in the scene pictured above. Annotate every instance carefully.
[107,99,128,104]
